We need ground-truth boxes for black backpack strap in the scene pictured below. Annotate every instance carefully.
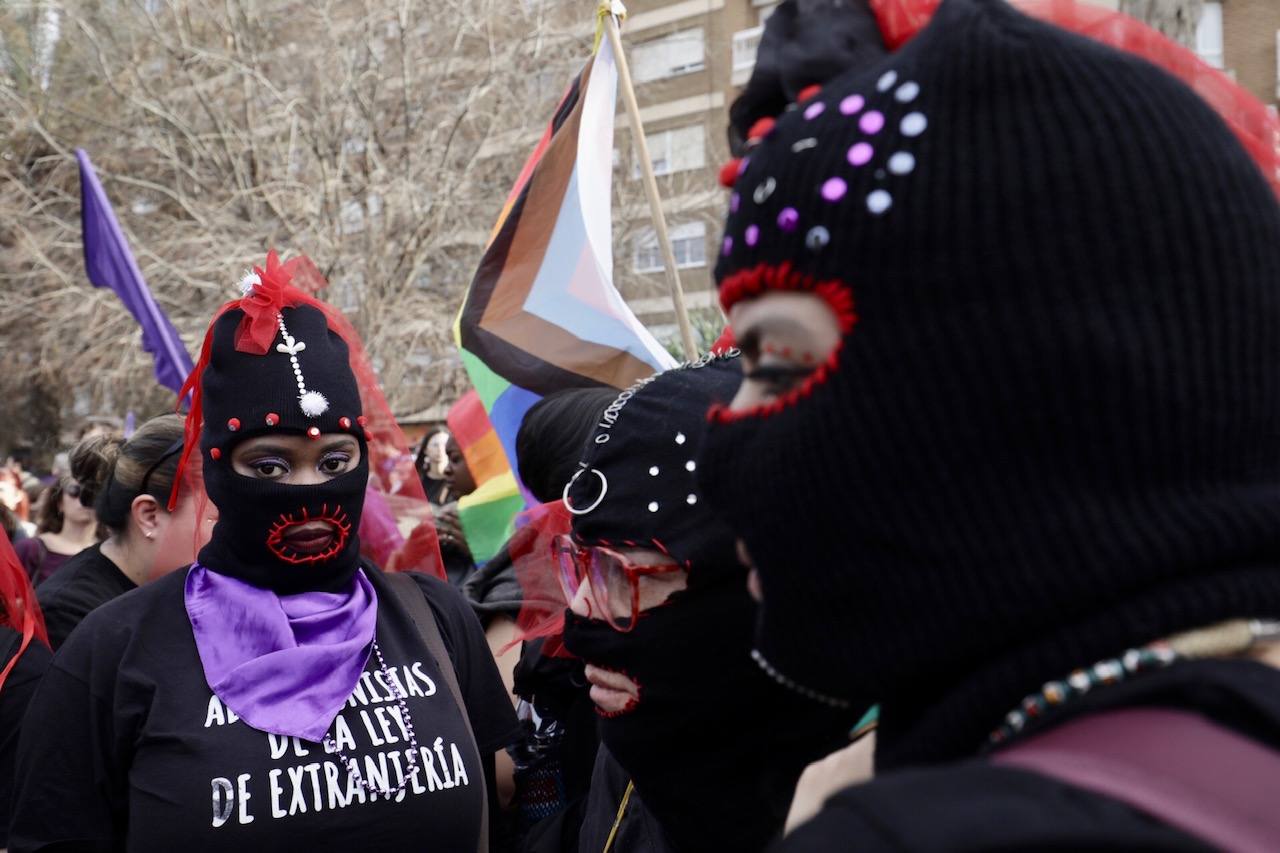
[384,571,489,853]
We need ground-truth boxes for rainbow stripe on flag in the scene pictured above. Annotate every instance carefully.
[448,391,524,565]
[453,29,677,551]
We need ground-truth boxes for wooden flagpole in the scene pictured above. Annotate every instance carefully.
[603,10,700,362]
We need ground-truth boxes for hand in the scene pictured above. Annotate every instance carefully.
[434,505,471,560]
[784,732,876,835]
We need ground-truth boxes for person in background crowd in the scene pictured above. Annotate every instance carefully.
[416,429,454,507]
[0,529,50,850]
[436,425,478,584]
[698,0,1280,847]
[16,470,101,586]
[12,254,519,851]
[35,415,209,650]
[562,356,858,852]
[0,469,34,539]
[0,503,23,546]
[457,386,618,850]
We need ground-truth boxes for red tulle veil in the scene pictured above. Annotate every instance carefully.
[0,529,48,692]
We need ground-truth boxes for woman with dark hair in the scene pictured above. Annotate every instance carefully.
[697,0,1280,846]
[34,415,207,650]
[15,468,101,586]
[416,429,453,507]
[12,253,518,851]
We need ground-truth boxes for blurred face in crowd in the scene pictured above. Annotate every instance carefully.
[0,476,22,512]
[442,437,477,497]
[426,432,449,470]
[59,479,98,528]
[728,291,842,412]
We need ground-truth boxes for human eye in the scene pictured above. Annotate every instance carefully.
[250,457,290,479]
[743,364,816,397]
[319,451,352,476]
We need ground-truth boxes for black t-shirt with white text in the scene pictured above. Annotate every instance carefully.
[11,567,520,852]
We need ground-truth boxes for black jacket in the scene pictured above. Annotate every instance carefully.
[780,659,1280,851]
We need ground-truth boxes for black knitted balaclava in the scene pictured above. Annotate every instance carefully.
[699,0,1280,769]
[197,300,369,595]
[562,355,855,851]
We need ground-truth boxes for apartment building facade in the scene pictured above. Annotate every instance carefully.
[1197,0,1280,107]
[611,0,774,341]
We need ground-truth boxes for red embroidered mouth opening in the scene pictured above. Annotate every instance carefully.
[266,504,353,564]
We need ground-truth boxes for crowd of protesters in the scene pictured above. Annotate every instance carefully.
[4,0,1280,850]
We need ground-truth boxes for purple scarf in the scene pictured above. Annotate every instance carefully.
[184,563,377,742]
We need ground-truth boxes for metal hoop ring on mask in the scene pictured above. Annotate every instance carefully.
[563,468,608,516]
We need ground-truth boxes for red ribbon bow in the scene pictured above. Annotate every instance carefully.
[235,249,304,355]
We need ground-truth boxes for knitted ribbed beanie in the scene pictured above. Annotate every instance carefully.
[698,0,1280,767]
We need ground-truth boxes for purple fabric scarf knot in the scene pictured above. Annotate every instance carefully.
[185,563,377,742]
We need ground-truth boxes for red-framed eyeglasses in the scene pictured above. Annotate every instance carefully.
[552,534,684,632]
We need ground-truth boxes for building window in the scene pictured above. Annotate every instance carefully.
[633,221,707,273]
[635,124,706,178]
[631,28,705,84]
[1195,2,1224,69]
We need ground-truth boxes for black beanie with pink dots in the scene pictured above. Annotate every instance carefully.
[698,0,1280,769]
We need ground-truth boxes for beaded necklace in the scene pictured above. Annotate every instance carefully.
[323,639,421,797]
[988,619,1280,747]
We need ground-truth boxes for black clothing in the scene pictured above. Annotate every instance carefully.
[781,659,1280,850]
[10,567,520,852]
[0,628,50,848]
[701,0,1280,755]
[577,746,677,853]
[421,473,453,507]
[563,581,854,852]
[564,358,854,850]
[35,543,136,650]
[512,639,601,851]
[197,301,370,595]
[461,542,522,623]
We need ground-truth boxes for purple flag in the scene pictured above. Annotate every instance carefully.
[77,149,193,395]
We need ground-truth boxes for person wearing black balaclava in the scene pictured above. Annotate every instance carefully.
[11,252,519,851]
[697,0,1280,847]
[559,355,857,852]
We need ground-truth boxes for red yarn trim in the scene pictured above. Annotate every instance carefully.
[265,503,353,564]
[712,262,856,424]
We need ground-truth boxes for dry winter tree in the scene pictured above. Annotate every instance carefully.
[0,0,590,464]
